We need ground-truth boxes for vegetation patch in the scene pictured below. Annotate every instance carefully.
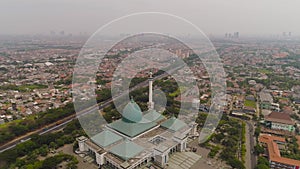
[244,100,256,108]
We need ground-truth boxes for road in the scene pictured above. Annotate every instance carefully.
[0,117,75,153]
[229,96,257,169]
[0,67,180,153]
[245,120,256,169]
[229,115,256,169]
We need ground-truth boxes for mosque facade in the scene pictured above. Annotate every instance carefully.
[76,73,197,169]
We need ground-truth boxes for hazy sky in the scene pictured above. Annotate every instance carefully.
[0,0,299,36]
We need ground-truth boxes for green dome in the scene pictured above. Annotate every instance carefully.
[122,99,142,123]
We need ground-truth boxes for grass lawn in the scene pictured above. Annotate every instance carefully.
[244,100,256,108]
[0,84,47,92]
[258,68,272,74]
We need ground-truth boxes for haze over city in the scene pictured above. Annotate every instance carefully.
[1,0,300,36]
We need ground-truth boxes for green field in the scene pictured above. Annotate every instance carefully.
[258,68,272,74]
[0,84,47,92]
[244,100,256,108]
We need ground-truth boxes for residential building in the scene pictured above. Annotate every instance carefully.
[265,112,295,132]
[259,134,300,169]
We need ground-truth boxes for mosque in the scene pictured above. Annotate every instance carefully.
[76,73,197,169]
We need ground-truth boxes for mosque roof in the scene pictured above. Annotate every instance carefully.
[110,140,144,160]
[122,99,143,123]
[108,119,157,138]
[91,130,123,148]
[161,116,187,132]
[143,109,165,122]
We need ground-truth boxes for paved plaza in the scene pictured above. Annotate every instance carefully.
[166,152,201,169]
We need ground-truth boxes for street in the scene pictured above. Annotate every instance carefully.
[245,120,256,169]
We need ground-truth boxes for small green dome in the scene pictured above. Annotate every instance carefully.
[122,99,142,123]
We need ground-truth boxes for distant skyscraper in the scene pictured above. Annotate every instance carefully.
[234,32,239,38]
[283,32,286,37]
[50,31,55,36]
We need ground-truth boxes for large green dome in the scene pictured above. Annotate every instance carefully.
[122,99,142,123]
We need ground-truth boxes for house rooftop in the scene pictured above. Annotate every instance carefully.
[265,112,294,125]
[259,134,300,167]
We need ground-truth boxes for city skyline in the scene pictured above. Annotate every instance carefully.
[0,0,300,36]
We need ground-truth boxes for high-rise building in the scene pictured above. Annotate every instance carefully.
[283,32,286,37]
[50,31,55,36]
[234,32,239,38]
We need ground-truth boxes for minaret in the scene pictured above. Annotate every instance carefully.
[148,71,154,110]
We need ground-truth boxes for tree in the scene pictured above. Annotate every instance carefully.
[220,147,236,161]
[49,142,57,149]
[96,88,112,102]
[42,156,59,169]
[255,164,269,169]
[257,156,269,166]
[15,140,38,156]
[255,127,261,137]
[0,149,18,164]
[222,138,237,147]
[9,125,28,136]
[214,133,225,143]
[38,145,49,157]
[14,158,26,168]
[254,144,264,155]
[63,120,81,134]
[56,138,65,147]
[227,158,245,169]
[41,154,78,169]
[73,141,79,152]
